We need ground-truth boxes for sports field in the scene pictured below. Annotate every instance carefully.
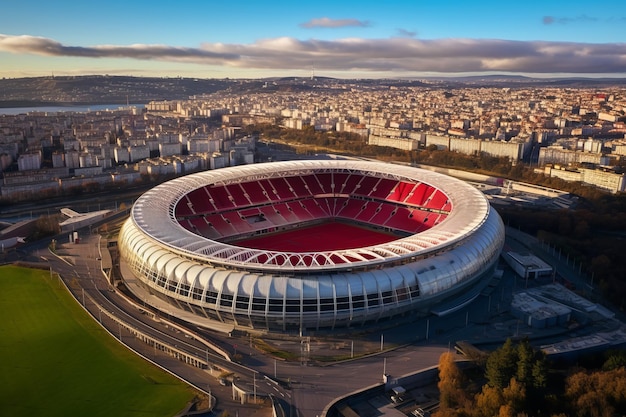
[0,265,194,417]
[235,221,398,252]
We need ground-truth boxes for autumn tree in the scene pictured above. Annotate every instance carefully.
[566,367,626,417]
[475,384,503,417]
[437,351,469,410]
[501,378,527,415]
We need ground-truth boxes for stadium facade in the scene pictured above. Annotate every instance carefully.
[119,160,505,333]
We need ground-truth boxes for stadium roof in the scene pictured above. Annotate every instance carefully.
[129,160,491,272]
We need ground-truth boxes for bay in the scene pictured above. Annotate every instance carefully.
[0,104,145,115]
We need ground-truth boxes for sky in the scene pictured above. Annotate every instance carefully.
[1,0,625,79]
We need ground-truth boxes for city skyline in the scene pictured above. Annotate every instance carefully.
[1,0,625,79]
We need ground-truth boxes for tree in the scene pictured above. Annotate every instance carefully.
[516,339,534,387]
[603,350,626,371]
[531,356,547,390]
[501,378,526,415]
[437,351,468,410]
[475,384,503,417]
[33,214,61,239]
[486,339,518,389]
[566,368,626,417]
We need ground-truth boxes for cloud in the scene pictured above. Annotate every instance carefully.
[543,15,599,25]
[299,17,370,28]
[396,28,417,38]
[0,34,239,63]
[1,33,626,75]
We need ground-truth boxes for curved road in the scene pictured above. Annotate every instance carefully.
[35,230,450,417]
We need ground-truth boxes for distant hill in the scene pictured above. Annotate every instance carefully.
[1,74,625,108]
[419,74,626,87]
[0,75,236,107]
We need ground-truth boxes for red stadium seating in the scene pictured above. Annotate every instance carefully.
[316,198,336,216]
[331,173,349,194]
[369,178,397,199]
[205,185,235,211]
[287,202,314,221]
[336,198,364,219]
[225,183,252,207]
[387,181,416,203]
[302,174,326,195]
[340,174,363,195]
[189,217,220,238]
[258,206,289,226]
[268,177,297,200]
[175,195,195,217]
[241,180,270,204]
[205,214,238,236]
[179,172,450,241]
[426,190,449,210]
[184,188,214,214]
[383,207,415,232]
[405,183,434,206]
[301,198,331,218]
[355,201,380,223]
[353,176,379,196]
[273,203,299,223]
[222,212,253,233]
[283,176,309,197]
[369,203,396,225]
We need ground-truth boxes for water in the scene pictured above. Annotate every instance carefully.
[0,104,145,115]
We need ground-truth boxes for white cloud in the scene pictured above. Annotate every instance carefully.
[1,33,625,75]
[299,17,370,28]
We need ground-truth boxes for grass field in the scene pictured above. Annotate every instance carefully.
[0,265,195,417]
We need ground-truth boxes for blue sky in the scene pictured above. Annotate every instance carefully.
[1,0,625,78]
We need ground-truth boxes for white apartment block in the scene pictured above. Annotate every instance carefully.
[159,142,182,157]
[539,146,609,166]
[368,134,418,151]
[129,145,150,162]
[114,146,130,164]
[544,166,626,194]
[17,152,41,171]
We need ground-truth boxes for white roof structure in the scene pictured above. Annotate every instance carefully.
[119,160,505,332]
[129,160,490,271]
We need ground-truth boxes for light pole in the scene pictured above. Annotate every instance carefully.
[383,357,387,378]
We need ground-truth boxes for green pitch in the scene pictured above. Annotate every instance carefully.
[0,265,195,417]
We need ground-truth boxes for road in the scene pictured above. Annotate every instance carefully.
[26,227,456,417]
[21,212,594,417]
[36,231,274,417]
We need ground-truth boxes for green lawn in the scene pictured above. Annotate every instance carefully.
[0,265,195,417]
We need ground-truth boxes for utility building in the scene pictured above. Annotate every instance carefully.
[503,251,553,281]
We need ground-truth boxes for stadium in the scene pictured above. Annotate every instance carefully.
[118,160,505,333]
